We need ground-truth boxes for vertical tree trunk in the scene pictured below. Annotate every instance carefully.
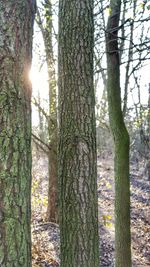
[36,1,58,222]
[37,91,45,142]
[122,0,137,116]
[0,1,35,266]
[106,1,131,267]
[58,0,99,266]
[147,85,150,180]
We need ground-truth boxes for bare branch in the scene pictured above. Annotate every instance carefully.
[32,133,51,151]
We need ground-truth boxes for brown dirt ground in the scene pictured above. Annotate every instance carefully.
[32,152,150,267]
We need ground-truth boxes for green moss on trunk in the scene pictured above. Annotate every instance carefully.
[0,1,35,266]
[106,1,132,266]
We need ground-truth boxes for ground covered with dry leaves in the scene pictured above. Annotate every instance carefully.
[32,151,150,267]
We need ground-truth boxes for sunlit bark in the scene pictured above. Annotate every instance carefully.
[0,1,35,266]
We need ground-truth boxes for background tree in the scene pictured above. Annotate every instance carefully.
[0,1,35,266]
[33,0,58,222]
[95,0,150,125]
[106,0,131,266]
[58,0,99,266]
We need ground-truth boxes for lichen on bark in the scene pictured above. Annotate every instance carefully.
[0,1,35,266]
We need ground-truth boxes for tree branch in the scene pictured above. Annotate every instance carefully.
[32,133,51,151]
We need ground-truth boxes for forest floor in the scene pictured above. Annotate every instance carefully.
[31,151,150,267]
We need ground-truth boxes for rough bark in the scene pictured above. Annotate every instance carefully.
[58,0,99,266]
[36,1,58,222]
[106,1,131,267]
[0,1,35,266]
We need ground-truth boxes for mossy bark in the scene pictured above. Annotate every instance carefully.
[106,1,131,267]
[58,0,99,266]
[0,1,35,266]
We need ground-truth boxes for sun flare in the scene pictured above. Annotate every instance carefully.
[29,66,49,97]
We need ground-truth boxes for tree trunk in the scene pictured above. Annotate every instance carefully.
[36,1,58,222]
[37,91,46,142]
[106,1,131,267]
[58,0,99,266]
[122,0,137,117]
[0,1,35,266]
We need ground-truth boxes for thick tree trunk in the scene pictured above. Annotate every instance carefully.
[58,0,99,266]
[0,1,35,266]
[106,1,131,267]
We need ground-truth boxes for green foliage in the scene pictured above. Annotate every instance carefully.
[102,214,113,228]
[147,5,150,10]
[32,175,48,221]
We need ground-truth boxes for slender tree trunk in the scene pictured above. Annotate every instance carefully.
[106,1,131,267]
[122,0,137,116]
[37,91,45,142]
[0,1,35,266]
[58,0,99,266]
[36,1,58,222]
[147,85,150,180]
[47,49,57,222]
